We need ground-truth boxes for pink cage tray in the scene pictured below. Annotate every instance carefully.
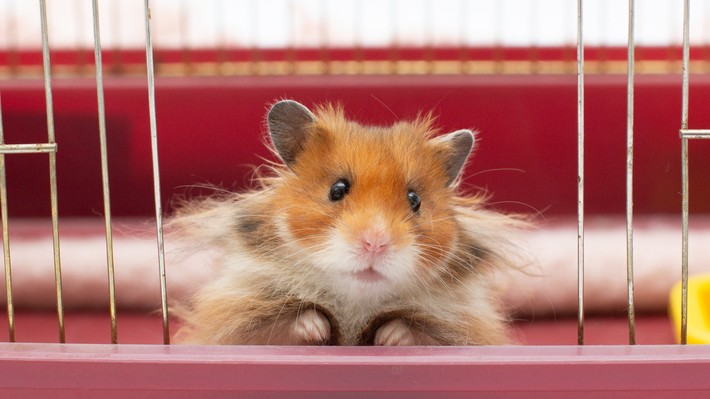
[0,341,708,397]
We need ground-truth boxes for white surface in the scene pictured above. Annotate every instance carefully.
[0,0,708,50]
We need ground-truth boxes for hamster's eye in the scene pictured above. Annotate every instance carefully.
[407,190,421,213]
[329,179,350,202]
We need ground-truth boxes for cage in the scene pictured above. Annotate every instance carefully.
[1,0,710,396]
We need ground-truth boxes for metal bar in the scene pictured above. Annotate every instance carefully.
[0,91,14,343]
[0,143,58,154]
[39,0,66,344]
[625,0,636,346]
[92,0,118,345]
[576,0,585,346]
[680,129,710,139]
[144,0,170,345]
[680,0,691,346]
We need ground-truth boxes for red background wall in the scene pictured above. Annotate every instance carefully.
[1,74,709,218]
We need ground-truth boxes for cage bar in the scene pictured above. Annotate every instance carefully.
[576,0,585,346]
[39,0,66,344]
[91,0,118,345]
[680,129,710,139]
[0,143,58,154]
[679,0,690,346]
[0,91,14,343]
[144,0,170,345]
[625,0,637,346]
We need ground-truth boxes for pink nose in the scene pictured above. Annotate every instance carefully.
[362,231,390,254]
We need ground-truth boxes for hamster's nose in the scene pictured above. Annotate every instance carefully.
[361,230,390,254]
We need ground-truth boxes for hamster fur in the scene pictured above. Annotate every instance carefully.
[171,100,523,346]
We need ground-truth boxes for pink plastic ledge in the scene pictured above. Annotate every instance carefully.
[0,344,709,398]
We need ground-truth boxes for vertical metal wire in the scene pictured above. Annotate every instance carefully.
[91,0,118,345]
[625,0,637,346]
[0,91,14,343]
[144,0,170,345]
[680,0,691,346]
[39,0,66,344]
[576,0,585,346]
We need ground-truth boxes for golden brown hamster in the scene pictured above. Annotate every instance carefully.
[171,100,522,346]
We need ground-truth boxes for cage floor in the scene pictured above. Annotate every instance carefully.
[0,310,674,346]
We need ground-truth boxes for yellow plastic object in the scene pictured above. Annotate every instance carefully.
[669,274,710,344]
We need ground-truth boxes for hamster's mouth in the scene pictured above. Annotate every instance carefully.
[352,268,385,283]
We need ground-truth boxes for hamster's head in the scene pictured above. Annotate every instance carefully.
[267,100,476,305]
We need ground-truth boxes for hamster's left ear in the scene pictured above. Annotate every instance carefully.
[267,100,317,169]
[434,129,475,187]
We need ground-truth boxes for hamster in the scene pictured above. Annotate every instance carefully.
[170,100,523,346]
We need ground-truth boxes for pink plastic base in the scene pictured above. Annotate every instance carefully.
[0,343,709,398]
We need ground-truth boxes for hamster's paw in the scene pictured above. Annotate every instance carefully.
[293,309,331,345]
[374,319,416,346]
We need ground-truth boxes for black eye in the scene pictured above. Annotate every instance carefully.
[407,190,421,213]
[329,179,350,202]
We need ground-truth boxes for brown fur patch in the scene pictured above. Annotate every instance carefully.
[358,308,507,346]
[175,289,340,345]
[272,105,462,276]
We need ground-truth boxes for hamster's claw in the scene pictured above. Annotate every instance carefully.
[374,319,416,346]
[293,309,332,345]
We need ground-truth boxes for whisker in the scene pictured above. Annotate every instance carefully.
[484,200,548,222]
[468,167,527,178]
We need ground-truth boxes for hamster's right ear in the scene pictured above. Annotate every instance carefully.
[434,129,476,187]
[267,100,317,169]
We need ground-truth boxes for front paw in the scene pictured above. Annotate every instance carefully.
[293,309,331,345]
[374,319,416,346]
